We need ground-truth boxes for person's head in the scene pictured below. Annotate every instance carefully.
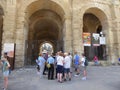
[57,51,61,56]
[74,51,77,54]
[82,53,85,57]
[64,52,68,56]
[59,52,63,56]
[68,52,71,55]
[94,56,98,58]
[4,52,8,58]
[59,51,62,53]
[39,53,42,56]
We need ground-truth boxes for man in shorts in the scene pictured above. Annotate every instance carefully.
[64,52,72,81]
[74,51,80,76]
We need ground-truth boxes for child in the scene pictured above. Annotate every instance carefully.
[0,53,10,90]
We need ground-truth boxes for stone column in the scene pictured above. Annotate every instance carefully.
[114,2,120,63]
[15,11,26,68]
[72,10,83,54]
[108,2,120,64]
[64,15,72,53]
[2,0,16,56]
[2,0,16,43]
[72,2,84,55]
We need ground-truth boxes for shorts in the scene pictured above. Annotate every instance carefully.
[57,65,63,73]
[3,70,9,77]
[64,68,70,73]
[94,61,99,65]
[74,64,80,69]
[80,66,86,72]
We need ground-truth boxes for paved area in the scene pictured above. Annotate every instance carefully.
[0,66,120,90]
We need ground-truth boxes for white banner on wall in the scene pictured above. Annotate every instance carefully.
[100,37,106,45]
[3,43,15,58]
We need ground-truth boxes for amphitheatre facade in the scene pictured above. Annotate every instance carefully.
[0,0,120,68]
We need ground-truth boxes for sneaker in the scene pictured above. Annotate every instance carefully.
[69,78,71,81]
[74,73,79,76]
[64,79,67,81]
[37,72,40,75]
[81,77,86,80]
[43,73,47,75]
[59,81,63,83]
[3,88,6,90]
[74,74,79,77]
[57,80,60,82]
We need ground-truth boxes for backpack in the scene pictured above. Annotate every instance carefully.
[84,57,88,66]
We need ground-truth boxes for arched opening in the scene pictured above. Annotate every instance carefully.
[24,1,65,65]
[40,42,54,54]
[0,6,4,56]
[83,8,108,61]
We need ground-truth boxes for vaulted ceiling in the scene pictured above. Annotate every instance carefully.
[28,9,63,41]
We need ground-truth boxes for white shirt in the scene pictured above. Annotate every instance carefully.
[69,55,72,60]
[64,56,71,68]
[81,57,85,67]
[57,56,64,66]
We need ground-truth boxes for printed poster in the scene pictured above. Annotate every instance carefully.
[92,33,100,46]
[83,33,91,46]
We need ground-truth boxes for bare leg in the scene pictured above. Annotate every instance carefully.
[4,77,8,89]
[40,65,45,78]
[64,73,67,80]
[77,68,80,74]
[59,73,63,82]
[57,73,60,81]
[68,72,71,80]
[83,70,87,77]
[81,68,87,80]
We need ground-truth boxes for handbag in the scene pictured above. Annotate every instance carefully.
[47,64,51,68]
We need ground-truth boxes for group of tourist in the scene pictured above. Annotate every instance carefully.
[36,51,88,83]
[0,50,88,90]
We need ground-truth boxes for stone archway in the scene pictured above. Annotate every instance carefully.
[24,0,65,65]
[40,41,54,54]
[0,5,4,56]
[82,7,109,60]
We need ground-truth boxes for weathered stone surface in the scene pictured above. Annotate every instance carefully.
[0,0,120,68]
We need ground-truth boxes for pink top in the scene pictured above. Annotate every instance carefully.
[93,56,98,61]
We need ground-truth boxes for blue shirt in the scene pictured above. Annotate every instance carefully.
[47,56,55,64]
[74,54,80,65]
[38,56,45,66]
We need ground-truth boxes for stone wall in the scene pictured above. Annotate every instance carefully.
[0,0,120,68]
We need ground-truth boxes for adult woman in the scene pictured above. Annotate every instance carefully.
[38,53,46,78]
